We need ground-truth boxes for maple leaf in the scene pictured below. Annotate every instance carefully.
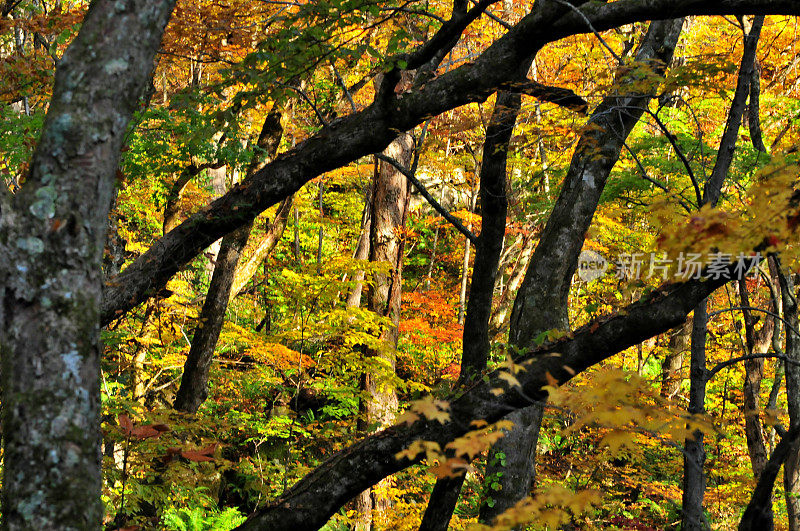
[429,458,470,479]
[131,425,164,440]
[409,396,450,424]
[396,410,421,426]
[395,440,442,462]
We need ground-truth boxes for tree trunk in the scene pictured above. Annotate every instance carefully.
[229,196,292,299]
[0,0,175,526]
[779,263,800,531]
[682,300,710,531]
[346,189,373,309]
[356,134,413,529]
[458,182,478,324]
[203,165,228,276]
[425,184,447,289]
[174,110,284,413]
[488,232,535,338]
[661,317,692,399]
[681,18,764,528]
[482,18,685,524]
[420,90,520,531]
[739,275,775,480]
[350,188,373,529]
[748,58,767,153]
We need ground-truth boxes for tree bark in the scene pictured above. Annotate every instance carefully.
[174,110,284,413]
[482,18,685,524]
[661,317,692,399]
[356,134,413,529]
[0,0,175,526]
[420,90,520,531]
[778,263,800,531]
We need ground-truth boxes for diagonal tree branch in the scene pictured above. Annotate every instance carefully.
[375,153,478,245]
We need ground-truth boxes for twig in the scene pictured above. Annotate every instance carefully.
[375,153,478,244]
[707,305,800,340]
[622,140,693,213]
[646,109,702,207]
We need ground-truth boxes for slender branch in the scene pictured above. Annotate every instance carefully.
[403,0,499,71]
[375,153,478,244]
[622,140,693,213]
[552,0,622,62]
[332,64,357,113]
[379,6,447,23]
[501,79,589,113]
[706,352,800,381]
[707,305,800,339]
[646,109,702,207]
[470,0,512,30]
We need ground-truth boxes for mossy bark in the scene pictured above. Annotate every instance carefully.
[0,0,175,527]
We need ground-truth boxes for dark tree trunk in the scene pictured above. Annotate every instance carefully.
[778,263,800,531]
[682,18,764,529]
[682,300,710,531]
[482,18,685,524]
[748,59,767,153]
[420,90,520,531]
[174,111,284,413]
[0,0,175,526]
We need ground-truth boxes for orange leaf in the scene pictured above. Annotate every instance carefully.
[118,414,134,436]
[181,443,218,462]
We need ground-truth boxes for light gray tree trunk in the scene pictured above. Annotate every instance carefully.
[0,0,176,527]
[662,318,692,399]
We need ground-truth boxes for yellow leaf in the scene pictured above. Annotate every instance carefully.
[498,371,521,388]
